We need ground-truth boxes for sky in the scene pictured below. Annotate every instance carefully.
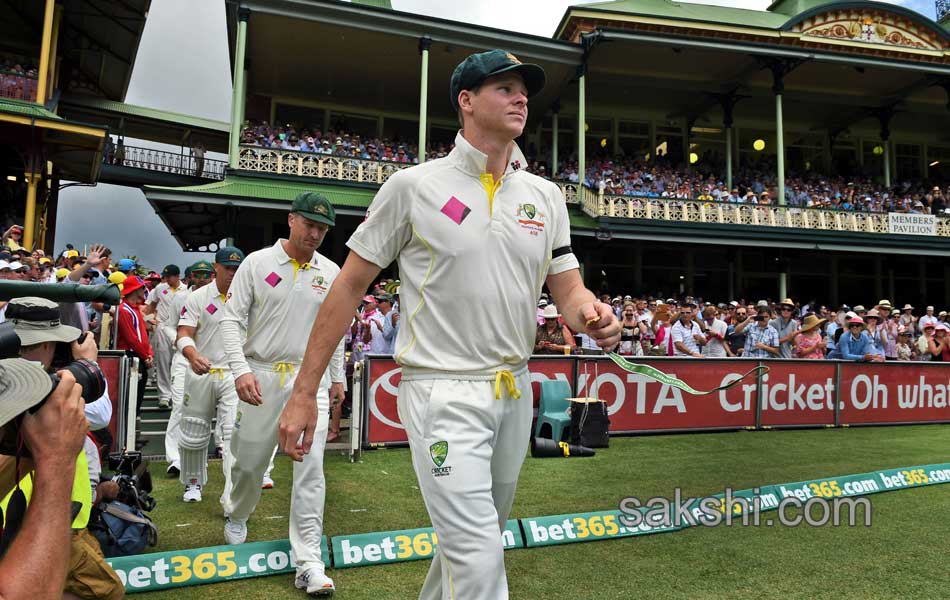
[54,0,938,269]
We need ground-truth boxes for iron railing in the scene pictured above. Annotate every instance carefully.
[0,73,37,102]
[105,145,226,180]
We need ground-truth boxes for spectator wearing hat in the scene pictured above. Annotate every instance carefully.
[919,306,939,331]
[145,264,187,409]
[115,258,137,275]
[899,304,917,338]
[918,322,940,361]
[770,298,800,359]
[833,316,882,362]
[864,309,888,360]
[0,358,97,600]
[536,298,548,326]
[1,224,24,251]
[368,293,397,355]
[671,301,705,358]
[117,275,154,413]
[896,328,914,361]
[744,308,780,358]
[6,298,124,599]
[793,314,827,359]
[535,304,576,354]
[933,324,950,362]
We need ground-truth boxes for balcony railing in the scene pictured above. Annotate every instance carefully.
[581,189,950,237]
[237,146,949,237]
[105,145,226,180]
[239,145,412,184]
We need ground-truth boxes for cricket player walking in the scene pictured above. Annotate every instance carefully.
[163,264,199,476]
[177,249,245,504]
[219,193,345,597]
[146,264,188,409]
[279,50,620,599]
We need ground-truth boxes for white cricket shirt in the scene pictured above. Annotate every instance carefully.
[219,240,344,384]
[148,281,188,324]
[179,282,230,368]
[347,132,579,372]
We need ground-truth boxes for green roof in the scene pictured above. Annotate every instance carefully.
[0,98,63,120]
[61,96,229,132]
[352,0,392,8]
[578,0,790,28]
[147,175,377,209]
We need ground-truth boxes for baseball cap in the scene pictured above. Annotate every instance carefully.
[291,192,335,226]
[54,267,69,280]
[0,358,52,429]
[162,264,181,277]
[190,260,214,273]
[108,271,127,287]
[63,249,79,259]
[375,293,394,304]
[116,258,136,272]
[146,271,161,281]
[450,50,546,111]
[6,297,81,346]
[215,246,245,267]
[0,260,10,271]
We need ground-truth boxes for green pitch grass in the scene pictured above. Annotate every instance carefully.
[138,425,950,599]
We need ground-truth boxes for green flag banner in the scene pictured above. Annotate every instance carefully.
[331,520,523,568]
[108,538,327,593]
[111,463,950,593]
[607,352,769,395]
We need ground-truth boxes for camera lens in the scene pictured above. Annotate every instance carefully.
[48,359,106,404]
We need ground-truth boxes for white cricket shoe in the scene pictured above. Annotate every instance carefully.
[158,398,171,409]
[295,568,335,597]
[183,484,202,503]
[224,518,247,545]
[261,475,274,489]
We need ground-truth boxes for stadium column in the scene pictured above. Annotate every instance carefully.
[417,36,431,164]
[578,69,586,190]
[228,8,250,169]
[762,59,800,208]
[717,93,740,192]
[36,0,55,104]
[551,103,559,178]
[23,172,41,250]
[873,107,895,188]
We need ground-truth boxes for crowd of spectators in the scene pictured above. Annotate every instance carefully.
[239,121,950,215]
[536,292,950,362]
[0,56,38,101]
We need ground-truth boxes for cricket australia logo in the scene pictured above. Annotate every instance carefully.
[311,274,328,293]
[516,203,546,235]
[429,441,452,477]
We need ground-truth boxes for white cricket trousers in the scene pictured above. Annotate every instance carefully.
[178,367,239,504]
[398,366,533,600]
[153,327,174,403]
[225,360,330,575]
[164,353,188,466]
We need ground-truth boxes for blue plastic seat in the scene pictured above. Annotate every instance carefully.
[534,379,572,442]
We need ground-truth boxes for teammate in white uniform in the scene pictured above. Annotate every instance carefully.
[146,264,188,409]
[163,264,196,476]
[280,50,620,600]
[220,193,345,597]
[177,249,245,504]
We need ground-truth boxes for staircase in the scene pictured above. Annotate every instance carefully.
[136,383,354,461]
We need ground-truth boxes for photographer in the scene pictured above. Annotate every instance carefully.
[6,297,124,599]
[0,359,87,600]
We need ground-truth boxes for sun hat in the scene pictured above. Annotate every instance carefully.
[865,308,881,321]
[847,316,865,326]
[0,358,53,428]
[6,297,81,346]
[541,305,560,319]
[799,314,826,333]
[120,275,147,297]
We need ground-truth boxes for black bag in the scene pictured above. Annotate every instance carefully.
[569,398,610,448]
[89,501,158,557]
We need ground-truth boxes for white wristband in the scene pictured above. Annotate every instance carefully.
[177,336,196,354]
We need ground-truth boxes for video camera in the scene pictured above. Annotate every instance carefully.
[0,323,106,457]
[105,451,156,512]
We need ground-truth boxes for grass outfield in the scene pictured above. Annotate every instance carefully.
[136,425,950,599]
